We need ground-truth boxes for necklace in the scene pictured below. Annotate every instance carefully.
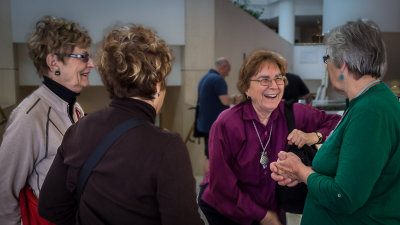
[252,120,273,169]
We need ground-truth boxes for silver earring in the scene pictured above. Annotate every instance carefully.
[157,92,160,97]
[246,95,250,100]
[55,70,60,76]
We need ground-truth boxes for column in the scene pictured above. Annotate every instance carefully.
[278,0,295,44]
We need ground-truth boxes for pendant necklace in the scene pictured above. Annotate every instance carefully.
[252,120,273,169]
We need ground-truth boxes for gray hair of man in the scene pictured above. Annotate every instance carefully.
[324,19,387,79]
[215,57,230,67]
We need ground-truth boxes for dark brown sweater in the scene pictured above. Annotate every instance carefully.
[39,98,204,225]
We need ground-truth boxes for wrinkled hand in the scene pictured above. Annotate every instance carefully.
[271,152,300,186]
[260,210,282,225]
[273,151,314,184]
[287,129,318,148]
[274,152,303,180]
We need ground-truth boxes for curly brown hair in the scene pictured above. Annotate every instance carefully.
[27,16,92,77]
[96,25,172,100]
[237,50,287,101]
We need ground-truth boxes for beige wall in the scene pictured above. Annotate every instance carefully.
[180,0,216,176]
[0,0,17,143]
[214,0,293,95]
[0,0,17,108]
[382,32,400,82]
[382,32,400,97]
[78,86,110,114]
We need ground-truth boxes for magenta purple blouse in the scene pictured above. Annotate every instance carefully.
[201,100,341,225]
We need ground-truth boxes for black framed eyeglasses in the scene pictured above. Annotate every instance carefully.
[323,54,330,64]
[59,53,90,63]
[250,75,286,86]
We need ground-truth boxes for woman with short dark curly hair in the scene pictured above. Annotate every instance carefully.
[38,24,205,225]
[97,25,172,100]
[0,16,93,225]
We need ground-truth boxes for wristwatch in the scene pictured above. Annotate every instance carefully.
[315,132,323,144]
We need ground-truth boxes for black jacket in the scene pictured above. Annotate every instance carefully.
[39,98,204,225]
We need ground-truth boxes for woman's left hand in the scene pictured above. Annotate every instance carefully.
[287,129,318,148]
[270,157,300,187]
[275,151,313,184]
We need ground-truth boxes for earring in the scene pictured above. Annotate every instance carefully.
[55,70,60,76]
[340,74,344,80]
[157,92,160,97]
[246,95,250,100]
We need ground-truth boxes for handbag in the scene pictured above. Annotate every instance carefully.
[276,100,317,214]
[19,185,54,225]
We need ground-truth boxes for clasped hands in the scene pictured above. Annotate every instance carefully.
[270,129,317,186]
[270,152,303,186]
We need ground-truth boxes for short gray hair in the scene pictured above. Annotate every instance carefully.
[215,57,230,67]
[324,19,387,79]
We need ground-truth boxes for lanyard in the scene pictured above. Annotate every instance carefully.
[354,79,380,99]
[331,79,380,133]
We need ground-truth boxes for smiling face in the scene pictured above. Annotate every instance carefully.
[246,61,285,118]
[50,47,94,93]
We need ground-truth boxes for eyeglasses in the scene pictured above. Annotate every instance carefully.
[323,54,330,64]
[250,75,286,86]
[59,53,90,63]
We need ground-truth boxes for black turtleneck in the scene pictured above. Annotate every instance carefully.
[43,76,80,119]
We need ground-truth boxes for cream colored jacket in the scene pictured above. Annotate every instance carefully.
[0,85,83,225]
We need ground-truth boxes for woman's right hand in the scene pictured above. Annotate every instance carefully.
[271,161,300,187]
[260,210,282,225]
[274,151,314,184]
[287,129,319,148]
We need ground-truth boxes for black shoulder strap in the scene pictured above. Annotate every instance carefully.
[77,118,149,199]
[284,100,296,133]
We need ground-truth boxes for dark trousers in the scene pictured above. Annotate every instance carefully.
[203,133,209,159]
[198,184,260,225]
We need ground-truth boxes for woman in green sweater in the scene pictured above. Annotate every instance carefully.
[271,19,400,225]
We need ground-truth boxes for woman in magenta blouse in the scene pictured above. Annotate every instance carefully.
[198,50,341,225]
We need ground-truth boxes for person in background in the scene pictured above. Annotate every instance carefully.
[280,57,311,105]
[0,16,93,225]
[38,24,204,225]
[198,49,340,225]
[271,19,400,225]
[196,57,239,173]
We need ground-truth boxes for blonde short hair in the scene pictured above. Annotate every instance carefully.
[97,25,172,99]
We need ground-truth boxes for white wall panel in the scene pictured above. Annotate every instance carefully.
[323,0,400,33]
[11,0,185,45]
[293,45,326,79]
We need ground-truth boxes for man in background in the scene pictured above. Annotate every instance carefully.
[280,56,311,104]
[196,57,238,174]
[283,73,311,103]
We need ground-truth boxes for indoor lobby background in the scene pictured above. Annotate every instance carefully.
[1,0,400,179]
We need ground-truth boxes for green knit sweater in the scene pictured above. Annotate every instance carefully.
[302,82,400,225]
